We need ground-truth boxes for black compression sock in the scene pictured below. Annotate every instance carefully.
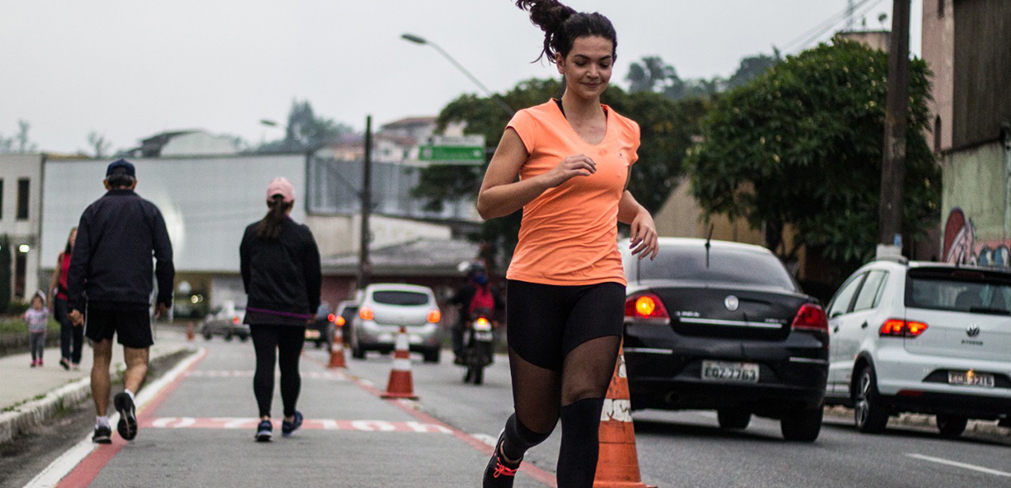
[502,413,553,461]
[557,397,606,488]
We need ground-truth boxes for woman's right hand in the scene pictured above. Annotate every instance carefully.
[541,154,597,188]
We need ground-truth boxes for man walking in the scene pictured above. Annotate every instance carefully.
[68,159,174,444]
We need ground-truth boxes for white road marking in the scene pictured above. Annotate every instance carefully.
[906,453,1011,477]
[472,433,498,447]
[21,348,206,488]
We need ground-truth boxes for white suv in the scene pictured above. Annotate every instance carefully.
[825,257,1011,437]
[349,284,443,363]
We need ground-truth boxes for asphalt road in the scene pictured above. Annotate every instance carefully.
[13,338,1011,487]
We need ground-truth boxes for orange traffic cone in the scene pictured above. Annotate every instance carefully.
[327,324,347,369]
[186,321,195,341]
[593,342,655,488]
[380,326,418,400]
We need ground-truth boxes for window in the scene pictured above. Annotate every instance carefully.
[638,246,797,291]
[14,252,26,298]
[372,291,430,306]
[828,273,866,318]
[906,268,1011,314]
[934,116,942,152]
[16,178,29,220]
[853,271,889,311]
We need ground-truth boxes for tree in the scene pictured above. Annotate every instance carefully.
[88,131,112,158]
[687,41,938,276]
[0,119,38,154]
[626,53,779,101]
[724,52,781,90]
[257,100,351,153]
[416,78,709,268]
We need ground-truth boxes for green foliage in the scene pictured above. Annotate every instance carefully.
[257,100,351,153]
[416,78,708,267]
[687,41,939,273]
[626,52,780,101]
[0,235,10,313]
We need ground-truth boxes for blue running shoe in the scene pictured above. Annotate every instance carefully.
[255,420,272,442]
[281,411,303,437]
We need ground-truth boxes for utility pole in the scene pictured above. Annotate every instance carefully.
[358,115,373,288]
[877,0,910,257]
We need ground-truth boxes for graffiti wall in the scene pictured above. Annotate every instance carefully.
[942,207,1011,267]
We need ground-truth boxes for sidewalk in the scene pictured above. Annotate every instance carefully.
[0,326,193,445]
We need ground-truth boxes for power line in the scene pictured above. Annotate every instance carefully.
[779,0,875,52]
[788,0,887,53]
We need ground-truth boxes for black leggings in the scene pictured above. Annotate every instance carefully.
[55,298,84,364]
[250,324,306,418]
[499,280,625,488]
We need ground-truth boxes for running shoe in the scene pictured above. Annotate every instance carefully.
[30,360,37,368]
[93,425,112,444]
[281,411,303,437]
[38,358,43,367]
[60,358,71,370]
[482,432,521,488]
[255,420,273,442]
[113,392,138,441]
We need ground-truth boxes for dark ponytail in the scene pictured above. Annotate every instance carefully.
[515,0,617,63]
[256,195,292,240]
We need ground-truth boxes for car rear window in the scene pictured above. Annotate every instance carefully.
[906,268,1011,314]
[372,291,430,306]
[638,246,796,290]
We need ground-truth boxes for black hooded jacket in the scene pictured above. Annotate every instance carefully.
[67,189,174,311]
[240,218,321,325]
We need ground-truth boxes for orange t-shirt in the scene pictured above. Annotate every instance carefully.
[505,100,640,286]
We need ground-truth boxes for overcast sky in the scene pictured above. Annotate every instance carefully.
[1,0,922,154]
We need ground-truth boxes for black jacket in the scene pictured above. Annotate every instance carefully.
[67,189,175,311]
[240,218,321,325]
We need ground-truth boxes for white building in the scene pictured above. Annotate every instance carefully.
[0,153,45,301]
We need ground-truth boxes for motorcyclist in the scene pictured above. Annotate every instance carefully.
[451,263,503,364]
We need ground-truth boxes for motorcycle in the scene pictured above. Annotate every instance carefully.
[461,308,495,385]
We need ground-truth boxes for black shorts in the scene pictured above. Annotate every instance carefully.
[84,302,154,348]
[506,280,625,371]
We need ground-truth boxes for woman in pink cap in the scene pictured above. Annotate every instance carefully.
[240,177,322,442]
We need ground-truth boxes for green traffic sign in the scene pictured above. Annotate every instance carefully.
[418,145,484,163]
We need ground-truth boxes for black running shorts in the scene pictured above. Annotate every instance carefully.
[506,280,625,371]
[84,302,154,348]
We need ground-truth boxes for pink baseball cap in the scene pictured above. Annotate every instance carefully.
[266,177,295,204]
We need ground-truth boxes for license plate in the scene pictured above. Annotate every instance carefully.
[948,371,995,388]
[474,331,493,341]
[702,360,759,383]
[305,330,320,339]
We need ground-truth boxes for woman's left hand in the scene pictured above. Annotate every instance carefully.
[629,209,659,260]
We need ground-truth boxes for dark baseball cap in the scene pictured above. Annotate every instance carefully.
[106,159,136,177]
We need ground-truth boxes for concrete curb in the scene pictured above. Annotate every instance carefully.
[0,345,193,445]
[825,405,1011,438]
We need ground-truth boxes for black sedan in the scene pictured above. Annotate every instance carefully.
[621,238,829,441]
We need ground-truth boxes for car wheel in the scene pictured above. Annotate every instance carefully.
[781,406,823,442]
[351,336,365,359]
[853,365,889,433]
[937,414,968,438]
[423,348,440,364]
[717,409,751,430]
[239,335,249,342]
[315,339,324,349]
[224,332,233,342]
[203,331,212,341]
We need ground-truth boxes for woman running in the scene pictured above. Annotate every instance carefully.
[49,228,83,370]
[477,1,658,486]
[240,177,322,442]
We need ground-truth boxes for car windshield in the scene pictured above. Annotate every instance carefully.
[906,268,1011,314]
[638,245,796,290]
[372,291,429,306]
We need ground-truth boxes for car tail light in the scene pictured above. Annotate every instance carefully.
[879,319,928,338]
[474,317,492,330]
[791,304,828,332]
[232,316,240,325]
[327,313,336,323]
[334,316,346,327]
[427,309,441,323]
[624,293,669,320]
[359,307,374,321]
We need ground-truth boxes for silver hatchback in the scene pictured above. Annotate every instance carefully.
[349,283,443,363]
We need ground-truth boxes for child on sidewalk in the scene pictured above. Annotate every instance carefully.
[23,291,50,367]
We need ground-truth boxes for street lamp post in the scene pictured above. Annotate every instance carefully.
[401,33,515,117]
